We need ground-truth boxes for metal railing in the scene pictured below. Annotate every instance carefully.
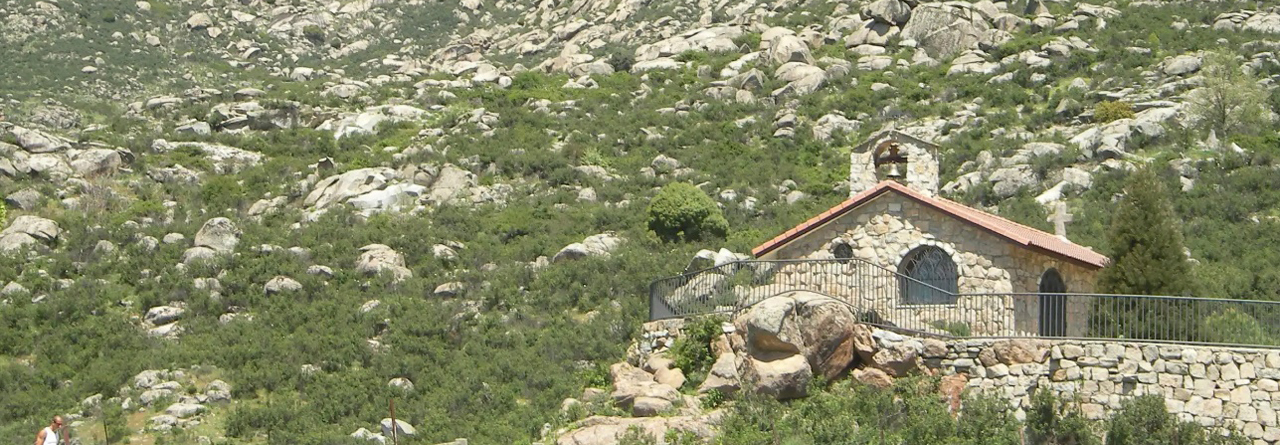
[648,259,1280,348]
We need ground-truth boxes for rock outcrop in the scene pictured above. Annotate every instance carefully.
[733,291,868,399]
[356,244,413,282]
[0,215,62,253]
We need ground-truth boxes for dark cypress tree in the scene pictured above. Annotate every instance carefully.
[1091,168,1196,341]
[1096,168,1194,295]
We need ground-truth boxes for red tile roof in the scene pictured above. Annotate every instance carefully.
[752,181,1109,269]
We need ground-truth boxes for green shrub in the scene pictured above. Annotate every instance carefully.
[669,315,725,388]
[1095,101,1136,122]
[702,389,727,409]
[1106,394,1249,445]
[1026,389,1098,445]
[930,320,972,337]
[577,362,610,389]
[647,182,729,242]
[101,403,130,444]
[303,25,324,42]
[1201,308,1274,346]
[716,377,1022,444]
[619,425,659,445]
[664,428,701,444]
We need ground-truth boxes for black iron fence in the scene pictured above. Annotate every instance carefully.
[648,259,1280,348]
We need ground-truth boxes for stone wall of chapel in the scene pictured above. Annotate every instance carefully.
[766,192,1099,337]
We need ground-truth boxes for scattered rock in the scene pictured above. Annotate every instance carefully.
[852,367,894,388]
[145,305,185,325]
[10,126,71,153]
[0,215,62,253]
[264,276,302,295]
[1163,54,1202,76]
[552,232,625,263]
[433,281,467,298]
[356,244,413,282]
[164,402,206,418]
[388,377,415,392]
[380,418,417,438]
[193,217,241,253]
[5,188,42,210]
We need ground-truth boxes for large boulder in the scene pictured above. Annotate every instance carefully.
[775,62,825,82]
[766,33,815,65]
[734,291,863,379]
[740,354,811,400]
[70,148,127,176]
[632,397,674,417]
[356,244,413,282]
[424,164,477,205]
[902,4,999,58]
[609,362,680,411]
[552,232,625,263]
[317,105,428,140]
[862,0,912,25]
[380,418,416,438]
[988,165,1039,199]
[304,168,399,209]
[1,215,61,242]
[1163,54,1202,76]
[193,217,241,253]
[164,403,206,418]
[554,413,721,445]
[851,367,894,388]
[861,329,927,377]
[697,353,741,395]
[0,215,61,252]
[152,140,263,174]
[264,276,303,295]
[186,12,213,30]
[685,248,750,273]
[145,305,185,325]
[10,126,71,153]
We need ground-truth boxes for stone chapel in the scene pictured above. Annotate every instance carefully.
[751,129,1109,337]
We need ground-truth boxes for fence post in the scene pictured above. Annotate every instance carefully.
[648,280,657,321]
[390,398,399,445]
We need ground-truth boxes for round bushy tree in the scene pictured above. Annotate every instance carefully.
[646,182,728,242]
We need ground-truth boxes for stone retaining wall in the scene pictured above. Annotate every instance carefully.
[636,318,1280,444]
[931,338,1280,444]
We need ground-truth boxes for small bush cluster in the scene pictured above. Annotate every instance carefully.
[716,380,1248,445]
[668,315,726,388]
[1094,100,1136,122]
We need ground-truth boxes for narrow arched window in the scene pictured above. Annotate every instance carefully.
[899,246,958,305]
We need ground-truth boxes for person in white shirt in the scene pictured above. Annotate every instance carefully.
[34,415,67,445]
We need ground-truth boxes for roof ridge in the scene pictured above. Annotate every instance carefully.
[752,181,1108,268]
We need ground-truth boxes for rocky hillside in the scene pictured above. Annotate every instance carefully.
[3,0,1280,443]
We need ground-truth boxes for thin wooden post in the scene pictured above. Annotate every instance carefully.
[390,398,398,445]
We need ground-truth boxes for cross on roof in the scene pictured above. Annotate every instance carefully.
[1049,201,1073,239]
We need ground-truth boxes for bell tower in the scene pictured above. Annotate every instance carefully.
[850,129,939,197]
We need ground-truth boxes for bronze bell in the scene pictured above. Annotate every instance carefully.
[886,163,903,179]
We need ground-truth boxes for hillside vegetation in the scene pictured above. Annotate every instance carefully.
[2,0,1280,443]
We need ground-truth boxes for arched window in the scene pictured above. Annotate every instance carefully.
[899,246,958,305]
[831,242,854,263]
